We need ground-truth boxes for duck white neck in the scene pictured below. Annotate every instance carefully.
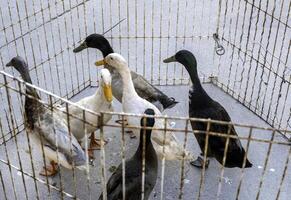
[119,66,139,99]
[95,83,107,100]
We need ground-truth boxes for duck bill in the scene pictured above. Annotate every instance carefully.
[103,84,113,102]
[163,55,176,63]
[6,61,12,67]
[95,59,106,67]
[73,41,88,53]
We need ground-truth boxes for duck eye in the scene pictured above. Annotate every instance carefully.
[110,57,113,60]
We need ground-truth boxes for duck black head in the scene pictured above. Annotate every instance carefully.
[141,108,155,128]
[140,108,155,145]
[163,50,200,85]
[6,56,32,83]
[163,50,197,72]
[73,34,114,57]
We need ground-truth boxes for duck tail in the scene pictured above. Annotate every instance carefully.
[161,97,179,110]
[244,159,253,168]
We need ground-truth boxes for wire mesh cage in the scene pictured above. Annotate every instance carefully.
[0,0,290,200]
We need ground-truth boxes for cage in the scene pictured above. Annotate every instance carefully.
[0,0,290,200]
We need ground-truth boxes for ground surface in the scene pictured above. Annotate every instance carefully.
[0,84,290,200]
[0,0,290,199]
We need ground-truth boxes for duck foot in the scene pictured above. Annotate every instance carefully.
[89,132,108,150]
[126,130,136,139]
[190,156,209,169]
[88,132,108,159]
[115,119,128,125]
[39,161,59,176]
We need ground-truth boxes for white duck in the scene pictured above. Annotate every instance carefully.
[6,56,87,176]
[59,68,113,158]
[95,53,193,160]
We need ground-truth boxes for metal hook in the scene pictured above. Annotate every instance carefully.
[213,33,225,56]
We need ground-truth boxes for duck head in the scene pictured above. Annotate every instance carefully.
[163,50,197,74]
[6,56,28,72]
[95,53,127,73]
[99,68,113,102]
[73,34,113,57]
[6,56,32,83]
[141,108,155,128]
[140,108,155,146]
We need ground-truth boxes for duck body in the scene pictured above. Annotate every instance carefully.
[164,50,252,168]
[189,89,252,167]
[99,109,158,200]
[60,90,113,141]
[95,53,193,160]
[59,69,113,142]
[6,57,86,174]
[74,34,178,111]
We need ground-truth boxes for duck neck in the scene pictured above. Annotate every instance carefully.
[100,44,114,58]
[135,129,153,158]
[18,67,39,99]
[119,67,139,99]
[95,84,108,102]
[182,57,212,107]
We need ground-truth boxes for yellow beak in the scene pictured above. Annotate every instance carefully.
[103,84,113,102]
[95,59,106,67]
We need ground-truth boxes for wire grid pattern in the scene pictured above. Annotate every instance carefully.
[0,73,290,200]
[214,0,291,136]
[0,0,290,199]
[0,0,289,138]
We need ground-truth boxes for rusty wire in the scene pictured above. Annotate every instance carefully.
[0,0,290,199]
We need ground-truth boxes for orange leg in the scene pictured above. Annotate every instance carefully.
[88,132,108,159]
[39,161,59,176]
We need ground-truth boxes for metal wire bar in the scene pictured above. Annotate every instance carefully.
[121,115,126,200]
[220,38,290,85]
[243,0,290,28]
[17,81,42,199]
[0,0,92,51]
[99,113,107,200]
[275,145,291,199]
[3,75,30,200]
[255,130,276,199]
[0,115,18,200]
[50,96,65,200]
[257,1,280,117]
[235,127,254,199]
[52,0,70,98]
[0,0,66,34]
[267,3,291,125]
[0,170,8,200]
[166,0,173,85]
[237,0,256,95]
[216,124,232,198]
[159,117,167,200]
[0,159,78,199]
[197,120,211,199]
[178,119,189,200]
[82,110,92,200]
[75,1,86,88]
[2,75,291,144]
[263,0,289,121]
[141,118,146,200]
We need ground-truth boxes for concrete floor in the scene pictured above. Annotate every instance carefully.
[0,83,290,200]
[0,1,290,199]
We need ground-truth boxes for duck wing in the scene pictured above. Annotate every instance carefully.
[100,159,141,200]
[130,71,178,111]
[36,110,86,167]
[190,101,251,167]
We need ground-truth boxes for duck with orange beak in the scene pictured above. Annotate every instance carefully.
[59,68,113,159]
